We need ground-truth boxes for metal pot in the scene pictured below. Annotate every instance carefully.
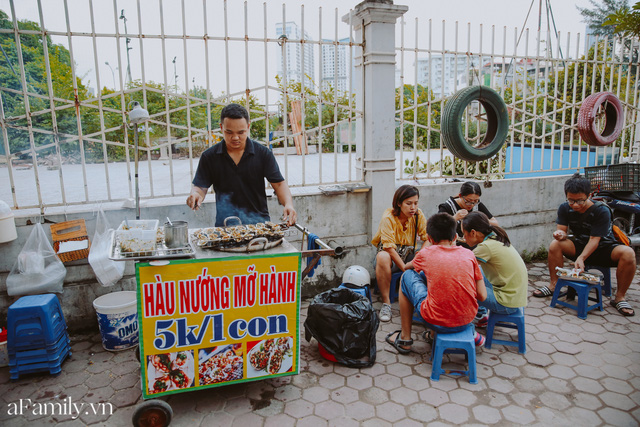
[164,220,188,248]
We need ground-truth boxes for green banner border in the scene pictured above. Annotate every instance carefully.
[136,252,302,399]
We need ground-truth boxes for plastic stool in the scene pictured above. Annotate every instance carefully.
[388,272,403,303]
[585,265,612,297]
[550,278,603,319]
[338,283,372,302]
[430,324,477,384]
[8,295,67,349]
[485,307,526,354]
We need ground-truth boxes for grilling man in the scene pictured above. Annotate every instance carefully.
[186,103,297,227]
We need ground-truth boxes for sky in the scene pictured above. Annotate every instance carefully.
[0,0,597,99]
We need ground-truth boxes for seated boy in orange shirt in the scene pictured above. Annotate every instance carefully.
[385,213,487,353]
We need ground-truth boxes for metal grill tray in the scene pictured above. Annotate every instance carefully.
[109,231,196,261]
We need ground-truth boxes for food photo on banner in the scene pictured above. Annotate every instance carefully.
[135,252,301,398]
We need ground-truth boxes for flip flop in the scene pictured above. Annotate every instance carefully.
[611,300,635,317]
[422,330,434,344]
[532,286,553,298]
[385,330,413,354]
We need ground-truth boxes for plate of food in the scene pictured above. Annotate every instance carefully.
[555,267,601,284]
[246,336,293,379]
[198,344,244,385]
[147,351,195,394]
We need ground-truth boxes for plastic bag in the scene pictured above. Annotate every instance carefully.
[89,208,125,287]
[304,287,379,368]
[6,223,66,296]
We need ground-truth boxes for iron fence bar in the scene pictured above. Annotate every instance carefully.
[507,27,518,174]
[0,85,17,208]
[181,0,192,200]
[317,8,324,184]
[37,0,67,207]
[411,17,419,181]
[281,4,289,182]
[89,0,113,202]
[134,0,154,199]
[398,15,405,179]
[63,0,89,205]
[112,0,132,200]
[10,0,44,210]
[262,1,270,169]
[301,5,308,185]
[203,0,212,155]
[159,0,175,197]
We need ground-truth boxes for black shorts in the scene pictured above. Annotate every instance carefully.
[567,238,620,267]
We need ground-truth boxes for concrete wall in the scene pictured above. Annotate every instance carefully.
[0,175,568,331]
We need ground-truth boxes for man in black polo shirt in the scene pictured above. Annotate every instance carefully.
[186,103,297,227]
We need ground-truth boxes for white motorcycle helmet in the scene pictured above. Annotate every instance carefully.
[342,265,370,288]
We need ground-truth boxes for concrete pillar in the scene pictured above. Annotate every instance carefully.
[343,1,408,236]
[159,145,170,160]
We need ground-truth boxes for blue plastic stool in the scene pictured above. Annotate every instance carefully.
[430,324,477,384]
[374,271,403,303]
[387,272,403,303]
[550,278,604,319]
[485,307,526,354]
[338,283,372,302]
[8,294,67,349]
[585,265,612,297]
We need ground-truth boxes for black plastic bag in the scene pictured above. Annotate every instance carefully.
[304,287,379,368]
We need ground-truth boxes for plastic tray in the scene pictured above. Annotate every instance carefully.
[109,231,196,261]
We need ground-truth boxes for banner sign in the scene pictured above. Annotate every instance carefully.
[136,253,301,398]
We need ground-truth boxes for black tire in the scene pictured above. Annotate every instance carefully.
[577,92,624,146]
[132,400,173,427]
[441,86,509,162]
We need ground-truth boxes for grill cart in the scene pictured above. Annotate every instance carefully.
[110,222,341,427]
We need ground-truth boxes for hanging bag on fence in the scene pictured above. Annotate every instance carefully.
[304,287,380,368]
[6,222,66,296]
[89,208,125,286]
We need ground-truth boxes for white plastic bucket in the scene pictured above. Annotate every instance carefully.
[93,291,139,351]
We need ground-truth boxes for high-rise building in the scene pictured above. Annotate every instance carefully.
[276,22,315,89]
[321,37,351,94]
[416,54,485,96]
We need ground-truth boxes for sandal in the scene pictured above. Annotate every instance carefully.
[532,286,554,298]
[611,300,635,317]
[422,330,434,344]
[385,330,413,354]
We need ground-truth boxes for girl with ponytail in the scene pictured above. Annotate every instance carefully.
[461,212,528,315]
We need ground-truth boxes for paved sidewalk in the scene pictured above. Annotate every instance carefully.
[1,262,639,426]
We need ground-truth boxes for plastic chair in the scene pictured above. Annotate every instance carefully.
[430,323,477,384]
[550,278,603,319]
[485,307,526,354]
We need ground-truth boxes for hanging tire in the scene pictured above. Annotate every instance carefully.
[441,86,509,162]
[132,400,173,427]
[577,92,624,147]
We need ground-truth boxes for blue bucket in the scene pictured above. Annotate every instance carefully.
[93,291,139,351]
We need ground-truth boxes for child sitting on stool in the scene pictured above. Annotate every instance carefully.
[385,213,487,354]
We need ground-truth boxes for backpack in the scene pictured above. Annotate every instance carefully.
[612,224,631,246]
[594,201,631,246]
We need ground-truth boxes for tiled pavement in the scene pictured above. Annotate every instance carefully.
[1,262,639,426]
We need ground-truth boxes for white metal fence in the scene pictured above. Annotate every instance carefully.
[1,0,639,212]
[395,17,640,181]
[0,0,363,211]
